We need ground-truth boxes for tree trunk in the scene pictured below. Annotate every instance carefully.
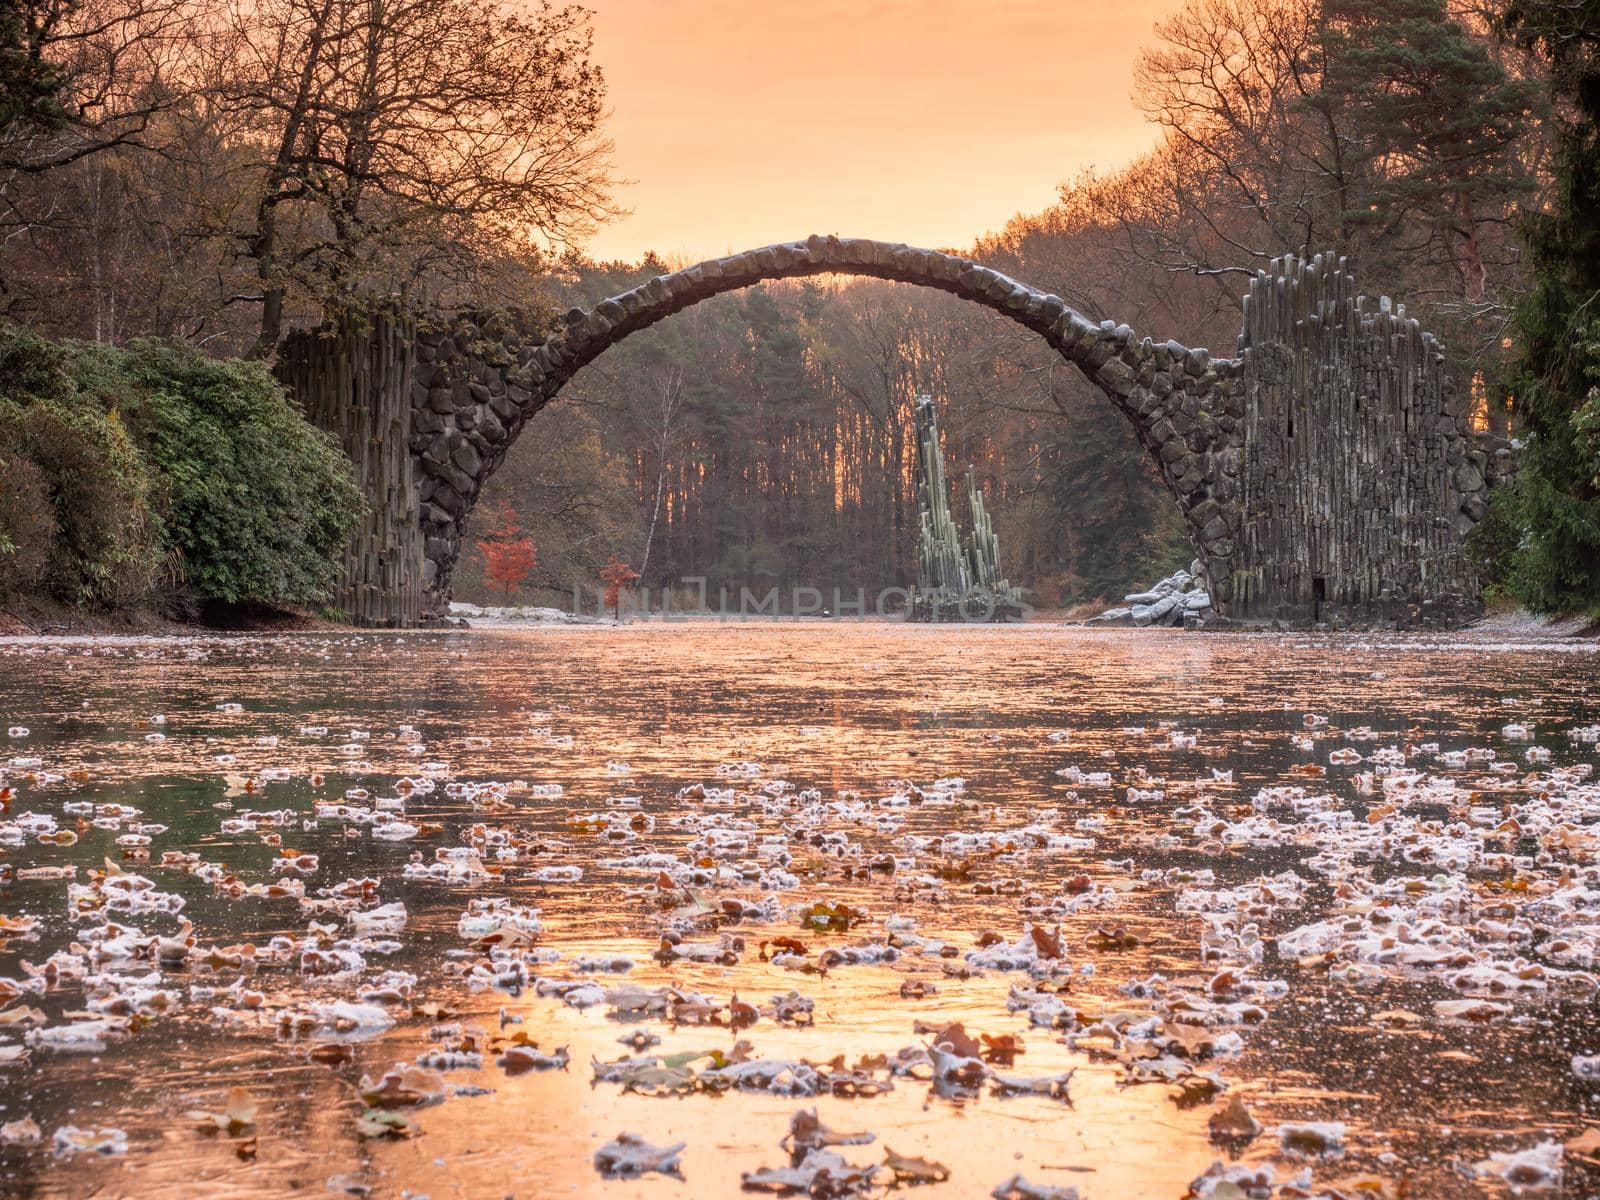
[1457,193,1488,303]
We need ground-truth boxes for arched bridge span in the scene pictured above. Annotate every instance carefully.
[277,236,1507,626]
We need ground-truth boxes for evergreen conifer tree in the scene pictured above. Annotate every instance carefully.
[1496,0,1600,611]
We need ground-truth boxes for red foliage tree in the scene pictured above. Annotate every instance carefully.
[476,501,536,603]
[599,556,639,619]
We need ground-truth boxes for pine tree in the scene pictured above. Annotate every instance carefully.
[1308,0,1542,301]
[1496,0,1600,612]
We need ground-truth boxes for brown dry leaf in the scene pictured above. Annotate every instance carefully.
[1433,998,1510,1022]
[358,1064,446,1107]
[1028,925,1063,960]
[928,1021,982,1059]
[1085,927,1139,951]
[981,1033,1024,1065]
[308,1042,353,1065]
[798,900,867,932]
[185,1087,258,1135]
[472,926,538,951]
[498,1043,569,1072]
[1370,1010,1423,1027]
[783,1108,875,1153]
[353,1108,419,1139]
[0,1116,41,1145]
[883,1148,950,1184]
[1170,1071,1225,1106]
[1317,1175,1407,1199]
[1166,1023,1220,1060]
[1208,1095,1261,1143]
[0,1006,46,1029]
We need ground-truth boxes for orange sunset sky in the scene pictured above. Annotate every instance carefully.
[582,0,1180,264]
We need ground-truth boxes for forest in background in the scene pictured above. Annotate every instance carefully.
[3,0,1599,616]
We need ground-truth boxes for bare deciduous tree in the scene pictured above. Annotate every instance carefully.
[205,0,617,352]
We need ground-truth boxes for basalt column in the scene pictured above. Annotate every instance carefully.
[276,310,425,626]
[1233,253,1491,623]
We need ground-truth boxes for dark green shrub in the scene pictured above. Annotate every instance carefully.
[0,445,56,595]
[0,329,161,604]
[0,324,361,610]
[113,341,362,606]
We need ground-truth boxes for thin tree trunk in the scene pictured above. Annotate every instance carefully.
[1457,193,1488,303]
[249,0,339,358]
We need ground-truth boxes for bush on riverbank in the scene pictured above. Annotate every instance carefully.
[0,326,360,613]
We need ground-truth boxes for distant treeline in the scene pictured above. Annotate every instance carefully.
[454,267,1194,609]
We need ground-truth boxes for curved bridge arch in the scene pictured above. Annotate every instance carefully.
[411,235,1241,612]
[281,236,1501,626]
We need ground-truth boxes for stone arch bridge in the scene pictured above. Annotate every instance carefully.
[277,235,1510,626]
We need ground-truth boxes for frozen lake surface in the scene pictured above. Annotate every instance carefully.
[0,623,1596,1198]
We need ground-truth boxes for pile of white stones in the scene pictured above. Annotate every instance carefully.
[1084,562,1214,628]
[447,603,589,625]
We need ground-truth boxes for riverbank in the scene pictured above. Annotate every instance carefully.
[6,597,1597,640]
[0,600,346,637]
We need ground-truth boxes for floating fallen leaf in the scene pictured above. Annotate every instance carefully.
[1208,1095,1261,1143]
[990,1173,1080,1200]
[0,1116,41,1145]
[1317,1175,1405,1199]
[352,1108,419,1140]
[883,1148,950,1184]
[1476,1140,1562,1192]
[497,1042,569,1072]
[358,1064,447,1107]
[1433,998,1511,1022]
[1370,1009,1423,1027]
[1279,1121,1346,1157]
[926,1021,982,1059]
[1085,926,1139,951]
[308,1042,354,1065]
[184,1087,257,1135]
[593,1132,685,1177]
[980,1033,1024,1065]
[990,1069,1073,1099]
[1028,925,1063,960]
[743,1148,878,1195]
[797,900,868,933]
[783,1108,875,1154]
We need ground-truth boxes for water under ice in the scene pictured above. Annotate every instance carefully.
[0,622,1596,1198]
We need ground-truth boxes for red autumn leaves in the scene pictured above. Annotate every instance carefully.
[475,501,536,602]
